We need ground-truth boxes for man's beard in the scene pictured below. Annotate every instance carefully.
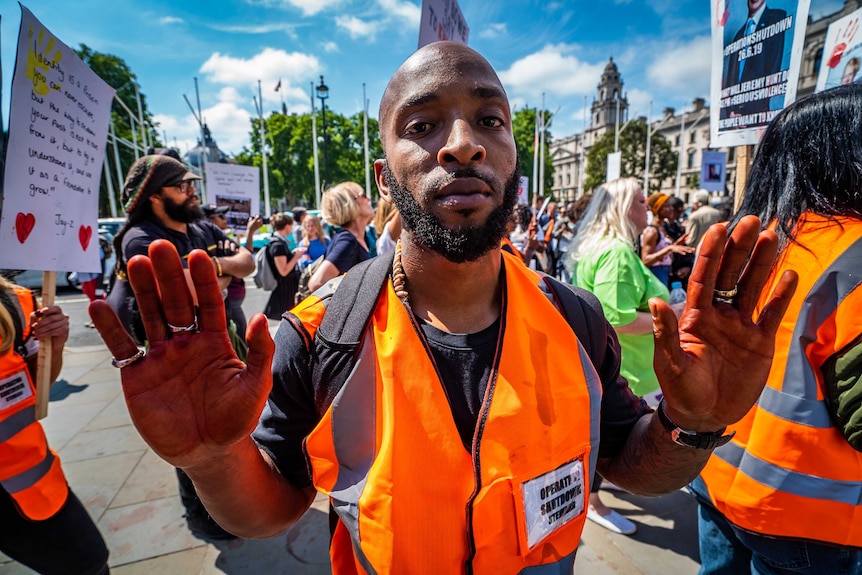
[383,162,521,264]
[163,194,204,223]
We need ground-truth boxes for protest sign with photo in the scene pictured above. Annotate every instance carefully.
[418,0,469,49]
[204,163,260,234]
[710,0,810,147]
[700,150,728,192]
[0,6,114,273]
[815,8,862,92]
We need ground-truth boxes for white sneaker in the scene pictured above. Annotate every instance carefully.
[586,507,637,535]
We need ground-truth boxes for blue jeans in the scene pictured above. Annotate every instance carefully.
[690,477,862,575]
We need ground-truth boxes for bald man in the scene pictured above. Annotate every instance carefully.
[90,42,796,572]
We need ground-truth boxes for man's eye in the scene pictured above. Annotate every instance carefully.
[405,122,430,135]
[481,117,504,128]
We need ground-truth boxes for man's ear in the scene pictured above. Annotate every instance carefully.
[374,159,391,202]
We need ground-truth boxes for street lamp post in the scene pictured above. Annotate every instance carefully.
[316,75,330,187]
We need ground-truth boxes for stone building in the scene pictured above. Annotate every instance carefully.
[549,0,862,205]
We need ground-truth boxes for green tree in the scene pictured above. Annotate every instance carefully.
[512,107,553,202]
[241,109,382,210]
[76,45,160,216]
[584,120,676,193]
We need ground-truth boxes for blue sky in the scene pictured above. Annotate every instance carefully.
[0,0,845,156]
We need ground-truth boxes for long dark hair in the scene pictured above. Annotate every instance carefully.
[729,84,862,246]
[113,201,155,276]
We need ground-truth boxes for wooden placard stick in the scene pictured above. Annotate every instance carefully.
[734,145,754,212]
[34,271,56,420]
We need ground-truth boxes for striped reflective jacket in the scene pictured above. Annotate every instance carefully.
[0,287,69,520]
[297,253,602,574]
[700,215,862,546]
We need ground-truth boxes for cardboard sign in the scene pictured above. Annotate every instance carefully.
[815,8,862,92]
[0,6,114,273]
[418,0,469,48]
[710,0,810,147]
[203,163,260,234]
[701,150,728,192]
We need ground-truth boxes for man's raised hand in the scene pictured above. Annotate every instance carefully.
[649,216,798,432]
[89,240,274,469]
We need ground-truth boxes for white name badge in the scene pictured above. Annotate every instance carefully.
[521,457,586,548]
[0,369,34,411]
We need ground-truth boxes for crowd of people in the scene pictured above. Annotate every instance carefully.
[3,39,860,575]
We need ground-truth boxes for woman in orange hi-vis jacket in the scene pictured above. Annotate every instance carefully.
[0,276,109,574]
[694,85,862,574]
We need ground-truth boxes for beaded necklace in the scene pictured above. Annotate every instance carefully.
[392,241,409,304]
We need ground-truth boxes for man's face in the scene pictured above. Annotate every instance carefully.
[161,183,203,223]
[748,0,765,15]
[375,43,518,262]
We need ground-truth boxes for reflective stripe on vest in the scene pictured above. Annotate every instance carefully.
[304,257,601,574]
[0,405,37,442]
[2,448,55,493]
[703,217,862,546]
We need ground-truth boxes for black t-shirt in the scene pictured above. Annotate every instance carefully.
[253,281,650,490]
[108,219,231,344]
[419,317,499,451]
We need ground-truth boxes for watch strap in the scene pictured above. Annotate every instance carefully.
[656,399,736,450]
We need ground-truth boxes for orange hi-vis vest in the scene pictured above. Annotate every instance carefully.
[301,254,602,574]
[700,215,862,547]
[0,287,69,520]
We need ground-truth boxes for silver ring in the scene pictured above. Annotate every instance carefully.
[713,285,739,298]
[713,295,736,305]
[111,349,146,369]
[167,318,199,333]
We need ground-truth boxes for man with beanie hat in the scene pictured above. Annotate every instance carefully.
[108,155,254,343]
[106,154,254,541]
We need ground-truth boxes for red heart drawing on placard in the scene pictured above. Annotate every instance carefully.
[15,212,35,244]
[79,225,92,251]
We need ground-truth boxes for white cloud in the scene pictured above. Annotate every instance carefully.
[321,41,339,53]
[153,101,254,157]
[209,23,302,35]
[287,0,342,15]
[377,0,421,29]
[217,87,246,106]
[159,16,184,25]
[478,23,507,40]
[645,35,711,96]
[200,48,320,86]
[200,102,254,154]
[336,15,375,39]
[498,44,606,101]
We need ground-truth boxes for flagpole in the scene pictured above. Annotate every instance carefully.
[257,81,271,217]
[539,93,546,201]
[532,107,539,207]
[311,82,321,210]
[363,83,371,199]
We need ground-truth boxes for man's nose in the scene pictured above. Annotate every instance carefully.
[437,119,486,167]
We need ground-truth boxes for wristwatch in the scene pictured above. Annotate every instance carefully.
[656,399,736,450]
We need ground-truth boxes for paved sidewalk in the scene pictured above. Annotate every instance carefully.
[0,342,702,574]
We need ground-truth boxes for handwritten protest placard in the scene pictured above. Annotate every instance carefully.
[815,8,862,92]
[709,0,810,147]
[418,0,469,49]
[0,6,114,273]
[204,163,260,233]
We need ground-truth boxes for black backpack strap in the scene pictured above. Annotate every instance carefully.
[539,274,607,368]
[317,254,394,346]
